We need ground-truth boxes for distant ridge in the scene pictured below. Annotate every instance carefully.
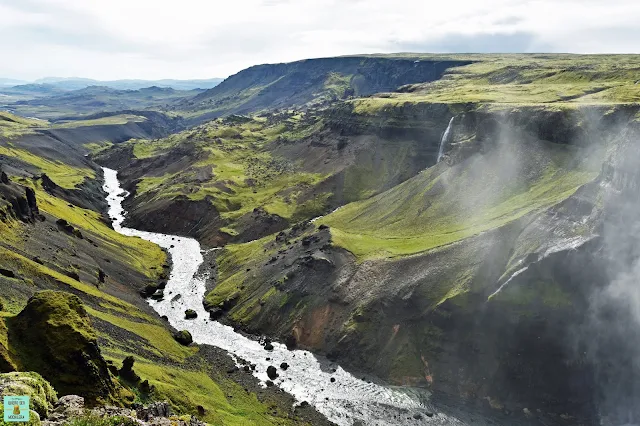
[5,77,223,91]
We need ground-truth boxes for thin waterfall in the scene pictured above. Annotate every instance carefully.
[437,117,455,163]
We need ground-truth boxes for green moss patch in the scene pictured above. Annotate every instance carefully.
[322,139,600,260]
[0,372,57,419]
[0,112,46,138]
[87,308,195,362]
[53,115,146,129]
[351,54,640,110]
[0,146,94,189]
[132,361,302,426]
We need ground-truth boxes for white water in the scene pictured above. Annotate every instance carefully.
[103,167,492,425]
[437,117,455,163]
[310,206,343,223]
[488,236,592,300]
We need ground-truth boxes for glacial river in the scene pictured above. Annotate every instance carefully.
[103,167,530,426]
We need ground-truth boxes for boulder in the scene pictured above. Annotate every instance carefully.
[118,356,140,383]
[140,379,153,394]
[0,268,15,278]
[40,175,59,193]
[64,270,80,281]
[266,366,278,380]
[173,330,192,346]
[55,219,75,234]
[284,334,297,350]
[136,401,172,421]
[208,308,223,320]
[263,338,274,351]
[140,283,159,298]
[150,289,165,300]
[184,309,197,319]
[47,395,84,422]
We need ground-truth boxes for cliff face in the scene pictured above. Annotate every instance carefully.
[202,104,640,423]
[178,56,471,121]
[0,175,41,224]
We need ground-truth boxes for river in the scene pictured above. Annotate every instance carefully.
[103,167,533,426]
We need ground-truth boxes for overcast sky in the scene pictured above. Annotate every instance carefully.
[1,0,639,80]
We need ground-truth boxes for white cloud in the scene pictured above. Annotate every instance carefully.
[0,0,638,80]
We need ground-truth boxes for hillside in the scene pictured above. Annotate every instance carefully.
[0,110,330,426]
[96,53,640,425]
[176,55,472,123]
[4,53,640,425]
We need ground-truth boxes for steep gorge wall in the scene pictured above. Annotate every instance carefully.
[205,104,640,423]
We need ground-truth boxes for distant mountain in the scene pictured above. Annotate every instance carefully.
[0,84,67,100]
[0,78,28,87]
[3,85,202,120]
[33,77,223,91]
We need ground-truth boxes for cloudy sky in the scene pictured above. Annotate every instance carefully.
[1,0,639,80]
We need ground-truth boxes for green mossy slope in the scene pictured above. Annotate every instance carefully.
[0,118,324,425]
[6,291,130,405]
[322,135,601,260]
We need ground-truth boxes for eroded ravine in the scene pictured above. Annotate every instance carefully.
[103,167,525,426]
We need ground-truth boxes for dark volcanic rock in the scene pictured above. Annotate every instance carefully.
[56,219,75,234]
[118,356,140,383]
[150,289,164,300]
[1,180,41,223]
[173,330,192,346]
[140,283,159,297]
[0,268,15,278]
[65,270,80,281]
[263,339,274,351]
[208,307,223,320]
[266,366,278,380]
[285,334,297,350]
[185,309,198,319]
[41,174,59,193]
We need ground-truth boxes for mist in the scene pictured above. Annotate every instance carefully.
[584,118,640,425]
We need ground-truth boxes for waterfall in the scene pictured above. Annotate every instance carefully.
[437,117,455,163]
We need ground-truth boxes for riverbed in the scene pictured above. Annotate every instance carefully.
[103,167,535,426]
